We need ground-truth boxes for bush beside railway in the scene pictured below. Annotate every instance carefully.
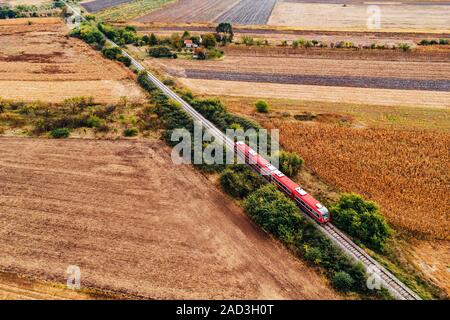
[276,151,304,178]
[330,194,392,252]
[220,165,265,199]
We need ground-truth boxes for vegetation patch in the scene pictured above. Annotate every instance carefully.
[93,0,175,22]
[330,194,392,252]
[0,96,149,139]
[0,1,62,19]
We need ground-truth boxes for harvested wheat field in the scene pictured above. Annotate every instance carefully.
[178,78,450,108]
[263,120,450,240]
[269,1,450,32]
[0,137,339,299]
[1,0,50,5]
[0,19,145,104]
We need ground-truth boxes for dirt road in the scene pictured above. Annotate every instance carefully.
[0,137,338,299]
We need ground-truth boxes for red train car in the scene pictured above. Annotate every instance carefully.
[235,141,330,223]
[235,141,276,178]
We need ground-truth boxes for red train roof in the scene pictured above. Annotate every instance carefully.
[271,171,299,191]
[236,142,326,216]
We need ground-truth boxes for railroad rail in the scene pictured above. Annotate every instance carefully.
[62,2,421,300]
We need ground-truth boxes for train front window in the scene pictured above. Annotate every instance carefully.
[318,207,329,220]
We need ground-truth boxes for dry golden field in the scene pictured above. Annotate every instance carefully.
[263,120,449,239]
[0,19,146,104]
[0,272,110,300]
[269,1,450,32]
[1,0,50,5]
[406,239,450,295]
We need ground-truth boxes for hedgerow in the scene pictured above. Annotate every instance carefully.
[220,165,264,199]
[97,23,138,45]
[69,23,105,47]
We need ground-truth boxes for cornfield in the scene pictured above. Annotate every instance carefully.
[265,120,450,240]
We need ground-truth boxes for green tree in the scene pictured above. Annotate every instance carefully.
[50,128,70,139]
[123,127,139,137]
[182,30,191,40]
[255,100,269,113]
[330,193,392,251]
[149,33,158,46]
[277,151,304,177]
[101,46,122,60]
[220,165,264,199]
[216,22,233,44]
[148,46,174,58]
[202,33,217,49]
[244,184,302,240]
[332,272,355,292]
[242,35,254,46]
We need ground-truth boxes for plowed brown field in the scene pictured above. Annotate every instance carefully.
[0,137,338,299]
[0,19,145,103]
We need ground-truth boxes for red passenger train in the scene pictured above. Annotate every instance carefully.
[235,141,330,224]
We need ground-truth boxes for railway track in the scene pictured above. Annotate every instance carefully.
[63,2,421,300]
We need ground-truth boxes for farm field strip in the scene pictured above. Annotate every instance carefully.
[268,2,450,31]
[178,78,450,108]
[215,0,278,25]
[150,51,450,86]
[0,80,144,104]
[81,0,135,13]
[136,0,241,23]
[184,70,450,91]
[199,54,450,77]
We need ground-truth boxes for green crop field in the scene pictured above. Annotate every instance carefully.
[94,0,175,22]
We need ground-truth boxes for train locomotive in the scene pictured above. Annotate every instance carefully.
[235,141,330,224]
